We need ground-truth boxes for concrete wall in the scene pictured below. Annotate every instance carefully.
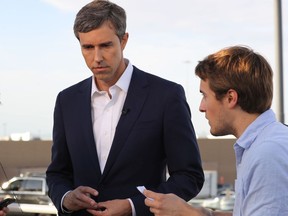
[197,138,236,185]
[0,138,237,186]
[0,141,52,184]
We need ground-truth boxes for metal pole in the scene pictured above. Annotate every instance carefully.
[274,0,284,123]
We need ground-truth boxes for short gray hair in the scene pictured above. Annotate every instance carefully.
[74,0,127,40]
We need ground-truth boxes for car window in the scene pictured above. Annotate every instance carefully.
[5,180,22,191]
[20,180,42,192]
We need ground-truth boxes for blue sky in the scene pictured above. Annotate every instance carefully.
[0,0,287,139]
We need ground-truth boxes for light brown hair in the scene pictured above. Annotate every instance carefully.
[195,46,273,114]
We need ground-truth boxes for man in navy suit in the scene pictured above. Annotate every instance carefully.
[46,1,204,215]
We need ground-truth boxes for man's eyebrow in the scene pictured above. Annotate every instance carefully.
[81,43,93,47]
[81,40,113,47]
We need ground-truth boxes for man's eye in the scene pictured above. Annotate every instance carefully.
[82,45,94,49]
[101,42,113,48]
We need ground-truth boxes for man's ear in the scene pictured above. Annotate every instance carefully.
[121,32,129,50]
[227,89,238,108]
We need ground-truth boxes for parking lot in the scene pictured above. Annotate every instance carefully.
[1,174,57,216]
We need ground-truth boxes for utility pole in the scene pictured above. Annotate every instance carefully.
[274,0,285,123]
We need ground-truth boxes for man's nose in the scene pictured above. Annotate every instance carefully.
[94,48,103,62]
[199,99,206,113]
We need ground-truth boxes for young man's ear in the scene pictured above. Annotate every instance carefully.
[227,89,238,108]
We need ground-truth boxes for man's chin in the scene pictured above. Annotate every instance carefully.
[210,130,228,137]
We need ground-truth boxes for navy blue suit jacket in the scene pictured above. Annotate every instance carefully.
[46,66,204,216]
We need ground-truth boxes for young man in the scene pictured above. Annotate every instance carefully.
[46,1,204,216]
[144,46,288,216]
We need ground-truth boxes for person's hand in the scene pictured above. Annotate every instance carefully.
[63,186,99,212]
[0,207,9,216]
[144,190,232,216]
[143,189,202,216]
[87,199,132,216]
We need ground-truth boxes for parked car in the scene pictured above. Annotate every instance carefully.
[201,189,235,211]
[0,174,57,216]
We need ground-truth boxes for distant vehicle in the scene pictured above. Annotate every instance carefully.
[0,175,57,216]
[201,189,235,211]
[195,170,218,199]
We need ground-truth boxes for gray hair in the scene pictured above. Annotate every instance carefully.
[74,0,126,40]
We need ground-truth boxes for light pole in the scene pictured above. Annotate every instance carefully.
[274,0,285,123]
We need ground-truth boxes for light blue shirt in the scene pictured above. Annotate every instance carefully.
[233,109,288,216]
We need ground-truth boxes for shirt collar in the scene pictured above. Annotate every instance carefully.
[233,109,276,164]
[234,109,276,150]
[91,58,133,96]
[116,59,133,93]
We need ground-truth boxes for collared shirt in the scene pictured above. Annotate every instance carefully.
[91,59,137,216]
[91,59,133,172]
[233,109,288,216]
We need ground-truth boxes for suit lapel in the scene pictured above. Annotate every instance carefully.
[102,67,149,178]
[77,77,102,177]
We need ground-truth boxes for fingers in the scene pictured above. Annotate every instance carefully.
[0,207,8,216]
[63,186,99,211]
[143,190,160,209]
[87,207,107,215]
[87,199,132,215]
[143,189,162,201]
[78,185,99,197]
[143,189,153,198]
[74,186,98,205]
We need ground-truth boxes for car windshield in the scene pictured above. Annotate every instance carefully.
[3,179,42,192]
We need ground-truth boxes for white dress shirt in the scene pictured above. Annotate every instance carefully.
[91,59,133,172]
[90,59,136,216]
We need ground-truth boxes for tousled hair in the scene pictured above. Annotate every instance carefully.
[195,46,273,114]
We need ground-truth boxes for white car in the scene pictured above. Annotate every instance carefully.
[202,189,235,211]
[0,175,57,215]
